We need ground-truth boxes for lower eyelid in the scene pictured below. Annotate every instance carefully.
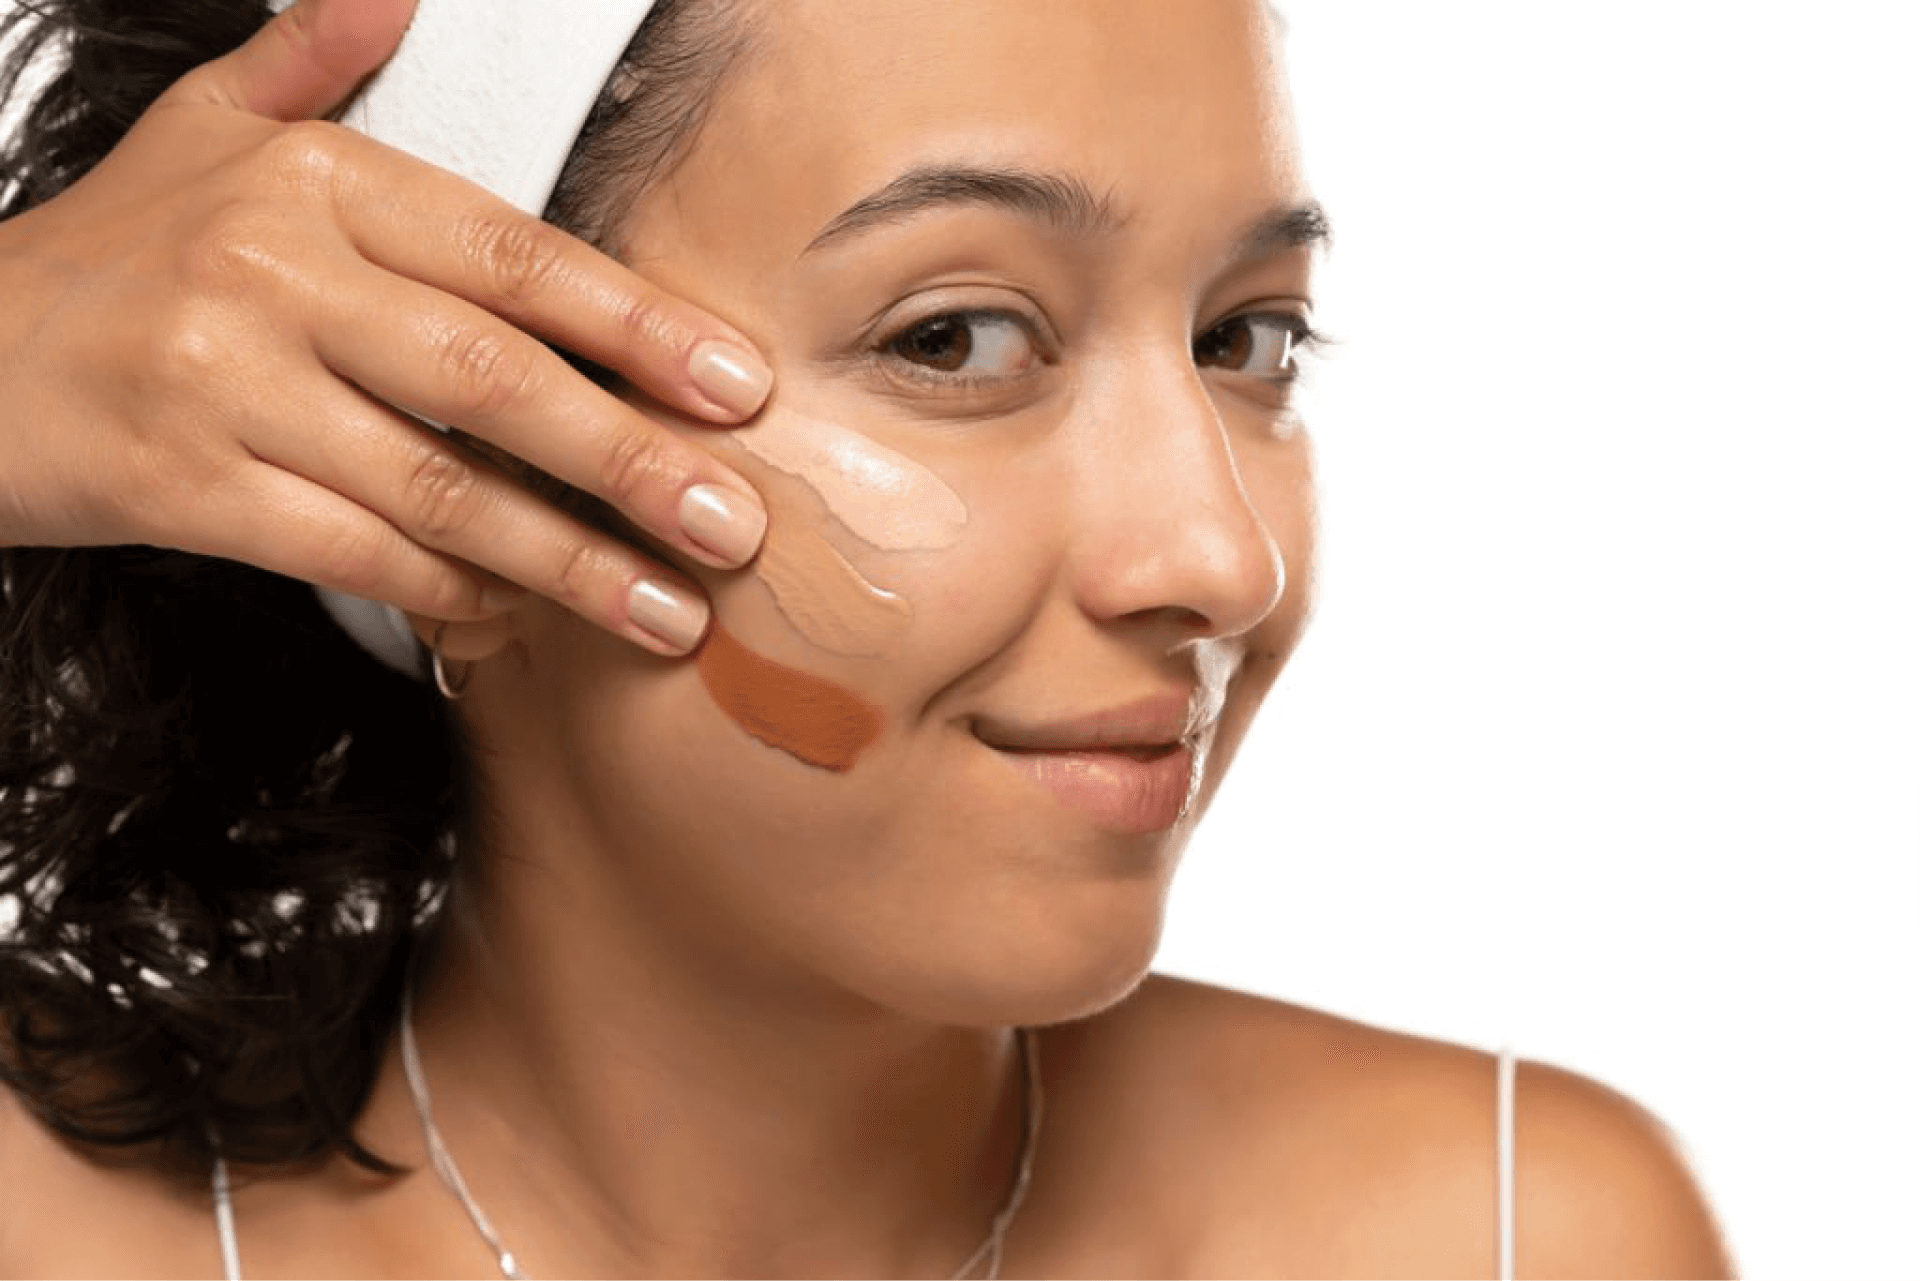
[866,350,1019,395]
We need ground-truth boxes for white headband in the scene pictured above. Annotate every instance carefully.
[305,0,663,678]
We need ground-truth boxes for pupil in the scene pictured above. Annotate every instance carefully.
[1198,318,1252,368]
[904,317,973,371]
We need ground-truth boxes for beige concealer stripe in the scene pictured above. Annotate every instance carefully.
[755,518,911,658]
[729,412,968,552]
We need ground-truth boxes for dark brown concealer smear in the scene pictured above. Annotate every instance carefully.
[694,620,884,772]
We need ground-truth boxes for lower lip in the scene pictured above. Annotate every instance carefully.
[988,742,1196,835]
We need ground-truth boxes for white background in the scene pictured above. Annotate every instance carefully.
[1162,3,1920,1279]
[6,2,1917,1278]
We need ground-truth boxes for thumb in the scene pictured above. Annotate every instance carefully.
[167,0,419,122]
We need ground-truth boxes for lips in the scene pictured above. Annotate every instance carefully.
[985,741,1199,835]
[970,691,1207,755]
[998,742,1183,762]
[971,692,1212,834]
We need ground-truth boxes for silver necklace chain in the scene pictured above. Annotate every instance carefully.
[398,982,1044,1280]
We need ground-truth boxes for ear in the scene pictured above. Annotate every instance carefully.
[403,609,518,665]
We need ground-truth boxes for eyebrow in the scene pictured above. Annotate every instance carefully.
[1227,201,1333,262]
[799,161,1331,263]
[802,164,1123,256]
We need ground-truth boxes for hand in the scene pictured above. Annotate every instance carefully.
[0,0,769,656]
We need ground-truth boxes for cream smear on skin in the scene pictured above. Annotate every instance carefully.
[1181,643,1241,820]
[683,410,975,768]
[708,407,970,659]
[751,472,912,658]
[686,408,968,766]
[729,410,970,553]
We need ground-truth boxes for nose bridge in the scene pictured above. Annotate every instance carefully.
[1065,349,1286,638]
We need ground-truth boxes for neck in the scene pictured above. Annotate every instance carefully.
[359,831,1034,1278]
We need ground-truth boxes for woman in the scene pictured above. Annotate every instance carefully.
[0,0,1733,1276]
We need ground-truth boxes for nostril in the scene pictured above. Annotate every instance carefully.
[1125,533,1286,640]
[1121,604,1214,636]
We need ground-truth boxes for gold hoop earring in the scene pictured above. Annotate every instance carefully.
[429,622,472,700]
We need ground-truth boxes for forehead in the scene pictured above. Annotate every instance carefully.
[634,0,1305,262]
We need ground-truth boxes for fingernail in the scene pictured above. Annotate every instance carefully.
[678,482,767,568]
[627,578,710,654]
[688,340,772,418]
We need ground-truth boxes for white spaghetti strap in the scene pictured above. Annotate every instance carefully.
[212,1154,243,1281]
[1496,1044,1516,1281]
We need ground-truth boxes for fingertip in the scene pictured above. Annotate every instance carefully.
[626,577,710,656]
[678,481,767,570]
[687,339,773,422]
[303,0,420,87]
[188,0,419,120]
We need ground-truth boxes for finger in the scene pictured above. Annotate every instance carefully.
[324,135,772,423]
[189,465,519,625]
[306,263,768,575]
[248,384,715,657]
[168,0,419,122]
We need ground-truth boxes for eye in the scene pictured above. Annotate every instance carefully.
[1195,312,1318,382]
[877,309,1042,387]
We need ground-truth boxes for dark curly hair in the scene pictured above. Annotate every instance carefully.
[0,0,755,1182]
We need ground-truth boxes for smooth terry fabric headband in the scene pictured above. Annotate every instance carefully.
[299,0,665,679]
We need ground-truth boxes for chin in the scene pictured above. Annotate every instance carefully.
[851,880,1173,1031]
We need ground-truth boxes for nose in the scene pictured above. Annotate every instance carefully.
[1065,354,1286,641]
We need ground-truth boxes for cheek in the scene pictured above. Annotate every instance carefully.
[506,500,1061,914]
[519,605,900,886]
[731,467,914,661]
[663,398,1058,702]
[883,459,1062,657]
[645,450,1059,778]
[1245,431,1318,634]
[694,620,885,773]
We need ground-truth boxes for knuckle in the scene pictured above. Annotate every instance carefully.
[273,1,322,61]
[599,427,683,509]
[418,566,482,620]
[315,521,389,598]
[178,202,288,294]
[147,299,229,387]
[463,214,568,306]
[402,448,484,541]
[429,322,539,421]
[553,538,601,607]
[257,120,352,193]
[611,290,696,355]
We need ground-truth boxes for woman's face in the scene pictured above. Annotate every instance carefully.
[471,0,1321,1025]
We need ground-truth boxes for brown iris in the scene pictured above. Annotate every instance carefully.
[1195,316,1255,368]
[894,315,974,371]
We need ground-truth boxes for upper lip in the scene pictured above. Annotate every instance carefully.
[971,692,1213,753]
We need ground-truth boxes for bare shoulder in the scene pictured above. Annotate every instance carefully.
[1030,974,1733,1278]
[1503,1053,1736,1278]
[0,1081,223,1278]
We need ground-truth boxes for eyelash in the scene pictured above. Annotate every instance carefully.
[871,307,1325,392]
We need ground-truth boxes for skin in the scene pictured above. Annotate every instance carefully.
[0,0,1736,1276]
[0,0,770,657]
